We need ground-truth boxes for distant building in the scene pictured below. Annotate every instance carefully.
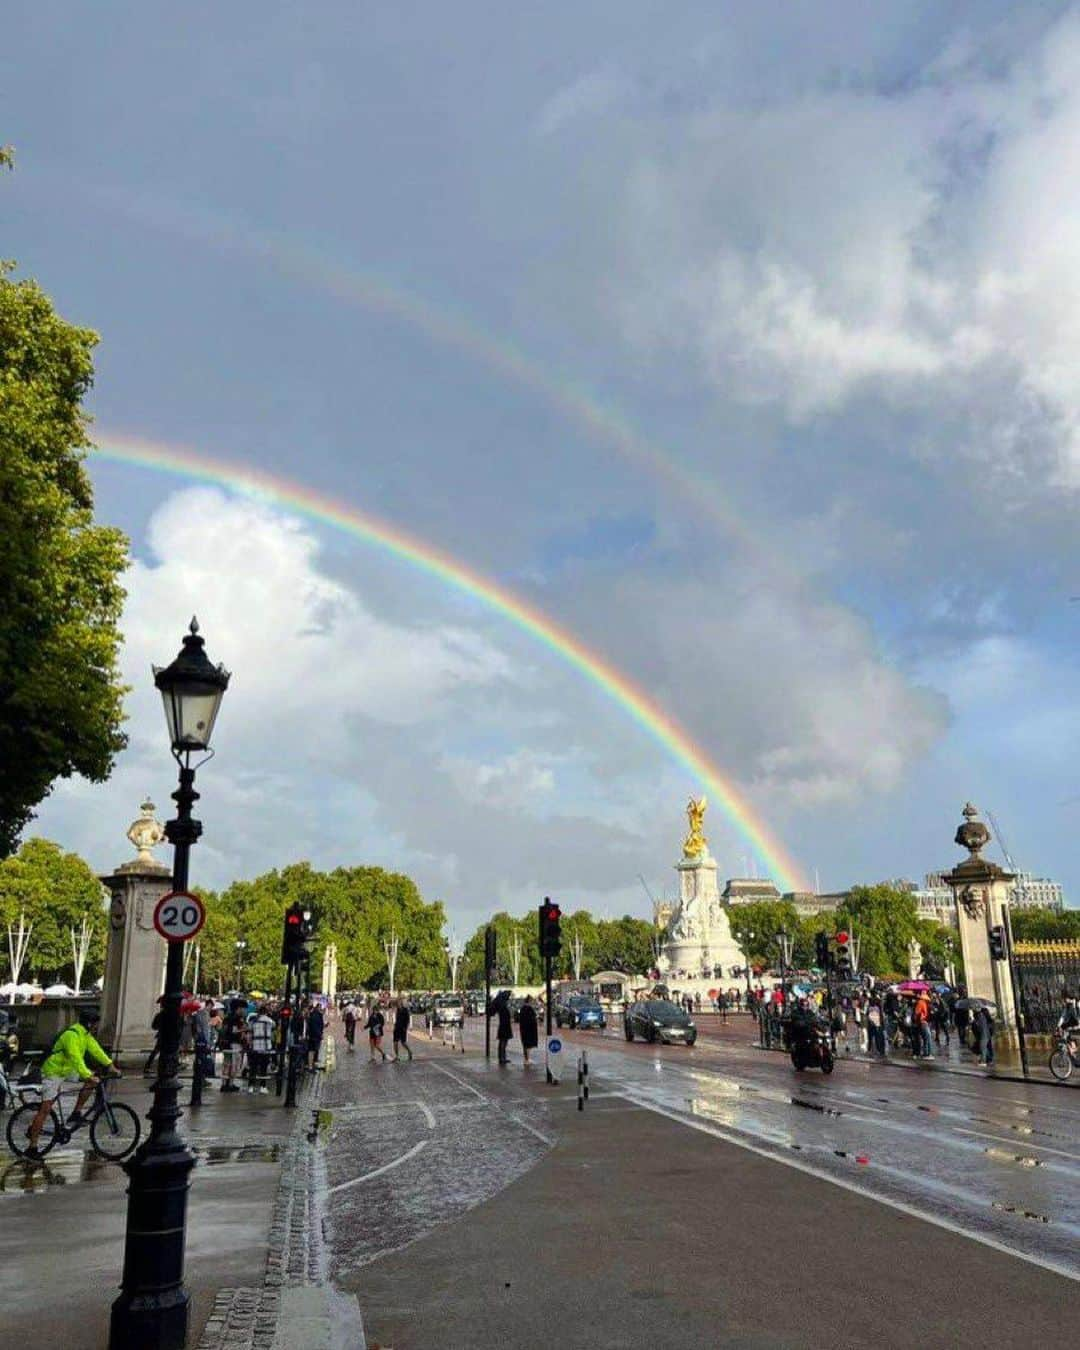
[781,890,848,918]
[1009,873,1065,912]
[910,875,956,927]
[722,878,781,905]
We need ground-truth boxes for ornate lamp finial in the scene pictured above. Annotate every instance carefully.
[126,797,166,866]
[954,802,990,860]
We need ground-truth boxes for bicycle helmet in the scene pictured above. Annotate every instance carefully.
[79,1007,101,1027]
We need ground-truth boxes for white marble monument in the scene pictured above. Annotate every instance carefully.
[99,799,172,1059]
[657,798,746,985]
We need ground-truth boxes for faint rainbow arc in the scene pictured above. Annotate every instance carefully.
[91,433,807,893]
[94,189,797,578]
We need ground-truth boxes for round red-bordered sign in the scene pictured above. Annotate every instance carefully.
[153,890,206,943]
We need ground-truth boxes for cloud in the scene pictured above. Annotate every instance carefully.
[535,68,628,137]
[616,11,1080,488]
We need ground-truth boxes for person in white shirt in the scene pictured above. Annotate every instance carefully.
[245,1006,276,1093]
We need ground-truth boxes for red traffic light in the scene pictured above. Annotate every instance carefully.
[544,903,561,920]
[835,931,849,945]
[287,913,301,926]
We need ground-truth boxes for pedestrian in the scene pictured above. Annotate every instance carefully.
[490,992,513,1065]
[393,999,413,1061]
[144,996,166,1076]
[866,997,885,1056]
[307,1001,325,1071]
[912,992,933,1059]
[518,995,539,1066]
[218,1001,246,1093]
[342,999,358,1050]
[193,999,214,1082]
[246,1004,275,1093]
[365,1004,387,1061]
[976,1006,995,1066]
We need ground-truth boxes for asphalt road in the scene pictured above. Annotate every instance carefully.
[554,1014,1080,1277]
[334,1020,1080,1349]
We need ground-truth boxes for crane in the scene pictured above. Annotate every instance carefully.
[985,809,1026,906]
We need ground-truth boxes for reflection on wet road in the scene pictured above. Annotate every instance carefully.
[563,1035,1080,1277]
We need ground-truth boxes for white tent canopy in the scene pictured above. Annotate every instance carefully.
[43,983,76,997]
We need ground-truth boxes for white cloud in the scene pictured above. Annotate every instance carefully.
[617,11,1080,485]
[536,68,627,137]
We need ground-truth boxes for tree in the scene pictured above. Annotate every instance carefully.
[1011,906,1080,943]
[834,884,930,980]
[0,837,107,985]
[726,900,802,968]
[0,257,129,855]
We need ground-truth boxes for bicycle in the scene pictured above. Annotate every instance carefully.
[5,1074,141,1162]
[1049,1035,1080,1082]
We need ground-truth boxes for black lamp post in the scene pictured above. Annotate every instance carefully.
[111,618,230,1350]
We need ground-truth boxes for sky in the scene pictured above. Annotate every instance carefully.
[4,1,1080,927]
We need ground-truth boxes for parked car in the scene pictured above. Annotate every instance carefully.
[624,999,696,1046]
[430,995,465,1028]
[555,994,606,1030]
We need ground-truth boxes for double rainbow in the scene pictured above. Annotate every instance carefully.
[92,433,808,894]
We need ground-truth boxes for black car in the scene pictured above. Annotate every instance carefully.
[624,999,696,1046]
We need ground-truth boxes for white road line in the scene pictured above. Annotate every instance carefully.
[428,1061,555,1145]
[428,1060,487,1100]
[331,1100,437,1128]
[327,1140,429,1195]
[953,1127,1080,1164]
[618,1092,1080,1283]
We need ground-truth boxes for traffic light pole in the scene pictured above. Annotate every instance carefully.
[276,961,293,1096]
[545,952,553,1084]
[1002,906,1030,1079]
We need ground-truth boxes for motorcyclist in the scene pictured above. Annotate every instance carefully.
[788,996,826,1056]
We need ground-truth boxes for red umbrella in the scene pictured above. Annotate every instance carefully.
[180,996,202,1015]
[707,988,719,1001]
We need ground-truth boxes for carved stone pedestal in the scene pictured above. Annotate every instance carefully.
[943,804,1017,1038]
[99,801,172,1059]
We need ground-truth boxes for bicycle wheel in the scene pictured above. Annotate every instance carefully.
[90,1101,141,1160]
[6,1102,59,1159]
[1049,1047,1074,1081]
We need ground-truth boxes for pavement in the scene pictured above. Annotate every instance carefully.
[4,1015,1080,1348]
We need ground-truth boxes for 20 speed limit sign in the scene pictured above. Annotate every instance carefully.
[153,890,206,943]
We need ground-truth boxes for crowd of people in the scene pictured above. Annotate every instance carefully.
[750,982,999,1065]
[153,993,329,1093]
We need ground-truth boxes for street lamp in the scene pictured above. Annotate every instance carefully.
[235,939,248,992]
[111,618,229,1350]
[775,930,792,1006]
[735,928,755,1001]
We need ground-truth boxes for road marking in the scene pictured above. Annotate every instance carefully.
[428,1061,555,1145]
[327,1140,429,1195]
[428,1060,486,1101]
[331,1100,437,1129]
[954,1127,1080,1164]
[617,1092,1080,1283]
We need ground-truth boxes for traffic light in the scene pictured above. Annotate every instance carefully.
[281,902,306,966]
[814,930,831,970]
[539,897,562,959]
[484,925,497,974]
[988,925,1006,960]
[835,930,852,976]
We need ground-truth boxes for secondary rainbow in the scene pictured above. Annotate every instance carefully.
[92,433,808,893]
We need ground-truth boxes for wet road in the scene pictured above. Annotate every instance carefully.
[555,1021,1080,1278]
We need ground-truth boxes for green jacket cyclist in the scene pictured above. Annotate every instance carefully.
[27,1008,120,1155]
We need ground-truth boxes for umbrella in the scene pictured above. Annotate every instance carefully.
[180,996,202,1015]
[707,988,718,1001]
[897,980,931,992]
[955,997,996,1012]
[43,983,75,997]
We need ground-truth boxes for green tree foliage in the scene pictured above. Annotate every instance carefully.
[462,908,658,985]
[833,883,954,980]
[0,837,107,984]
[725,900,802,967]
[192,863,446,995]
[0,259,129,855]
[1011,906,1080,942]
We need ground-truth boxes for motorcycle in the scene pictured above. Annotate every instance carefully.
[790,1022,835,1074]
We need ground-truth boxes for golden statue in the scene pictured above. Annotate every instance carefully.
[682,795,708,858]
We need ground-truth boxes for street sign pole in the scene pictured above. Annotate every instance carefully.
[1002,905,1030,1079]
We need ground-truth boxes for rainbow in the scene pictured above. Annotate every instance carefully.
[89,185,800,584]
[91,432,808,893]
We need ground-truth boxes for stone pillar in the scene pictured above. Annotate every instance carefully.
[943,803,1017,1036]
[99,800,172,1060]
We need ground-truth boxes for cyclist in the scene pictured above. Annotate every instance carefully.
[1057,996,1080,1049]
[25,1008,119,1155]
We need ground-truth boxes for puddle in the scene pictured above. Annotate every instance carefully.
[0,1140,281,1194]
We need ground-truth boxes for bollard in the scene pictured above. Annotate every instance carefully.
[284,1045,300,1109]
[583,1048,589,1102]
